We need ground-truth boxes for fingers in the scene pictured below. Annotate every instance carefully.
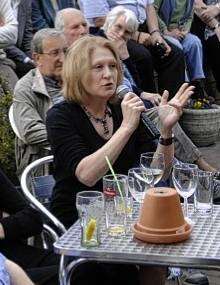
[122,93,146,111]
[160,90,169,105]
[174,83,194,100]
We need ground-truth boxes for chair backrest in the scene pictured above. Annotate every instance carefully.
[8,104,23,141]
[31,174,55,208]
[21,155,66,235]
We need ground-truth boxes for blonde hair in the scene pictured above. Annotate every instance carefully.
[62,35,123,104]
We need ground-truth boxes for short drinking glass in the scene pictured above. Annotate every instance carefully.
[103,174,130,236]
[76,191,104,247]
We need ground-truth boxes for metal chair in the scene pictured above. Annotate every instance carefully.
[20,155,66,237]
[21,155,78,285]
[8,104,23,141]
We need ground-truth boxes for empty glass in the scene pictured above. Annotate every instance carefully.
[103,174,130,236]
[172,164,198,218]
[128,167,152,203]
[195,171,214,216]
[76,191,104,247]
[140,152,165,187]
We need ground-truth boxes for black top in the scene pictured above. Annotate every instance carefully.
[46,101,156,228]
[0,168,42,243]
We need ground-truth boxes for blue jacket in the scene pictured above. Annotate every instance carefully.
[32,0,75,32]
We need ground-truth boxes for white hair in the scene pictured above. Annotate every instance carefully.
[103,6,139,35]
[55,8,83,31]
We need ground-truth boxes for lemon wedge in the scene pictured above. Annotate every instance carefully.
[85,218,97,241]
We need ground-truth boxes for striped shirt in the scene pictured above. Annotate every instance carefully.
[0,253,10,285]
[80,0,154,24]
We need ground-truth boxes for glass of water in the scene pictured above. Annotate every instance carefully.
[76,191,104,247]
[194,171,214,216]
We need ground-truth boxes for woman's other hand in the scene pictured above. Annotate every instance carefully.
[158,83,194,136]
[121,92,146,133]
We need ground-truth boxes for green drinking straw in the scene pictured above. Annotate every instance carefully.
[105,156,125,201]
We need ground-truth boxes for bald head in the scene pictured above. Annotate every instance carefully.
[55,8,89,46]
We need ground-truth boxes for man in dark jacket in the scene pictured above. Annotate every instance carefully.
[32,0,76,32]
[4,0,35,78]
[0,167,59,285]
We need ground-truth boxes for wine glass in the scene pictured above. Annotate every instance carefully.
[172,164,198,218]
[128,167,153,203]
[140,152,165,187]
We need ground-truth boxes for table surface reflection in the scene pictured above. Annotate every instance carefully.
[54,204,220,270]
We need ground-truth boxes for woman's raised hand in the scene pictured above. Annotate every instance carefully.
[121,92,146,133]
[158,83,195,134]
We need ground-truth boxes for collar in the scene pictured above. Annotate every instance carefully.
[32,69,50,98]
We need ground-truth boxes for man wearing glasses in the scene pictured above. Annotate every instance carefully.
[13,28,68,177]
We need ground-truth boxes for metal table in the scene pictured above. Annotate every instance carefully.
[54,204,220,284]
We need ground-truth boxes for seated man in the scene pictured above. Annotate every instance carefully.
[32,0,75,32]
[0,0,18,93]
[194,0,220,92]
[13,28,67,177]
[0,168,59,284]
[154,0,206,98]
[4,0,35,78]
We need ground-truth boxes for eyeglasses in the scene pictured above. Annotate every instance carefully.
[41,47,68,57]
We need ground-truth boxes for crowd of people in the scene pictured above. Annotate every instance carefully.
[0,0,220,284]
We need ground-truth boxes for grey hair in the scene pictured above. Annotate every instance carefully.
[31,28,65,53]
[55,8,83,31]
[103,6,139,35]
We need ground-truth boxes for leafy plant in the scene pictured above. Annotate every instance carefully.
[186,98,214,110]
[0,76,18,184]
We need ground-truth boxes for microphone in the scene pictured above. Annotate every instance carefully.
[116,85,160,140]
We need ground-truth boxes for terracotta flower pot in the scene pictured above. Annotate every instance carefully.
[133,187,192,244]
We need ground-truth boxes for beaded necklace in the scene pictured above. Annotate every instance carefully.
[82,105,112,136]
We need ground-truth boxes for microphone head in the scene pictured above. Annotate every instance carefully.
[116,85,131,99]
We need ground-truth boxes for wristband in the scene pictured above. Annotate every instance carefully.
[213,23,220,30]
[159,134,174,146]
[149,29,161,35]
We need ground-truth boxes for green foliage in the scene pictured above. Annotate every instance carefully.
[0,76,18,184]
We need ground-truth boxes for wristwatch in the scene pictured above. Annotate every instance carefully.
[213,22,220,30]
[159,134,174,146]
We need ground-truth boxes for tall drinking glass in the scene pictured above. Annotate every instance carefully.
[76,191,104,247]
[140,152,165,187]
[172,164,198,218]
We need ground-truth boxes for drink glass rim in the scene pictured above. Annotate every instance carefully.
[103,174,128,182]
[140,152,164,158]
[76,191,104,200]
[198,170,214,177]
[173,163,198,170]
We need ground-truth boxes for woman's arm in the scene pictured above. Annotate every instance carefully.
[76,93,146,186]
